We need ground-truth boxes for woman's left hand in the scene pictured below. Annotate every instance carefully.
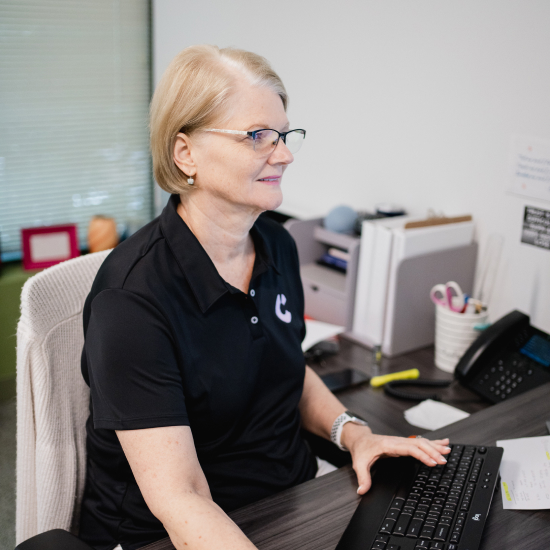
[341,423,451,495]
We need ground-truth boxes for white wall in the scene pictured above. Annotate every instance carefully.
[153,0,550,332]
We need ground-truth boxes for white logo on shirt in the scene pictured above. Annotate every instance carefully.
[275,294,292,323]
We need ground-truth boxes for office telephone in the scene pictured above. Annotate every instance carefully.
[455,309,550,404]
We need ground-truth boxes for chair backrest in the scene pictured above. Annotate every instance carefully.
[16,250,111,545]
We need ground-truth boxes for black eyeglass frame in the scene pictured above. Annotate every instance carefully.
[194,128,306,152]
[245,128,306,150]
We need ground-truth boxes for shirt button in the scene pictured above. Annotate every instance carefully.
[251,316,258,324]
[250,289,255,297]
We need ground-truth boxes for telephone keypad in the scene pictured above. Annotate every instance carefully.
[473,350,548,404]
[460,314,550,405]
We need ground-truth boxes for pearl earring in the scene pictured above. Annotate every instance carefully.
[187,177,194,185]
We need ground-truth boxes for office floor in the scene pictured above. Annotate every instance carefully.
[0,397,16,550]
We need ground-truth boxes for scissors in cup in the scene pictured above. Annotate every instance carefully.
[430,281,466,312]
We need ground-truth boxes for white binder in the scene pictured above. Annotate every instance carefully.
[352,217,476,355]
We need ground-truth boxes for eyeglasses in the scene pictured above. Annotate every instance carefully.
[202,128,306,155]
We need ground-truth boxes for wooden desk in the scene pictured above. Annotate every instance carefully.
[143,342,550,550]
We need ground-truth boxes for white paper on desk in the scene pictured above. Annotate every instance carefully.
[404,399,470,431]
[302,319,345,352]
[496,435,550,510]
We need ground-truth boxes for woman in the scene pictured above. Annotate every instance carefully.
[80,45,450,550]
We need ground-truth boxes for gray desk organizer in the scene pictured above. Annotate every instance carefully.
[284,217,361,330]
[381,242,478,356]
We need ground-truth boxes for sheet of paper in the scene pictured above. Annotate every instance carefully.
[508,134,550,202]
[496,435,550,510]
[404,399,470,431]
[302,319,345,352]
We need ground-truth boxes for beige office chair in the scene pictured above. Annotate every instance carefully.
[15,250,111,546]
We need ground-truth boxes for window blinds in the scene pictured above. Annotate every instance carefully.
[0,0,152,260]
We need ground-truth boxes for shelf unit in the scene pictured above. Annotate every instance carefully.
[284,217,360,331]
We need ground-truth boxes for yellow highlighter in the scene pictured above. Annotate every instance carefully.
[370,368,420,388]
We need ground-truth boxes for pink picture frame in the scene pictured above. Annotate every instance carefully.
[21,224,80,270]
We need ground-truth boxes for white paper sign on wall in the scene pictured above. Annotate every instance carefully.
[509,135,550,203]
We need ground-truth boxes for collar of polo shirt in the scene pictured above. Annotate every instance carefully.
[159,194,280,313]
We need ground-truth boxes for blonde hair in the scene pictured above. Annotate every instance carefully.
[150,45,288,194]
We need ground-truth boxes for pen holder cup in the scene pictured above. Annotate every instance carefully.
[434,304,488,373]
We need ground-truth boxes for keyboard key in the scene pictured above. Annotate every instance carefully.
[387,545,400,550]
[391,498,405,510]
[386,508,400,520]
[433,523,450,541]
[443,509,456,519]
[371,542,385,549]
[429,543,444,549]
[393,513,412,536]
[414,541,430,548]
[406,518,424,537]
[420,525,435,539]
[450,532,461,543]
[380,518,396,534]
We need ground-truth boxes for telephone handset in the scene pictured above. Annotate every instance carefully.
[455,310,550,403]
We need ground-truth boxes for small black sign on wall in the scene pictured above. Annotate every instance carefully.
[521,206,550,250]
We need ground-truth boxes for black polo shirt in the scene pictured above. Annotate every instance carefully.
[79,194,317,550]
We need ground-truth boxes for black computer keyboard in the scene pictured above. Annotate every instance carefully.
[336,444,503,550]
